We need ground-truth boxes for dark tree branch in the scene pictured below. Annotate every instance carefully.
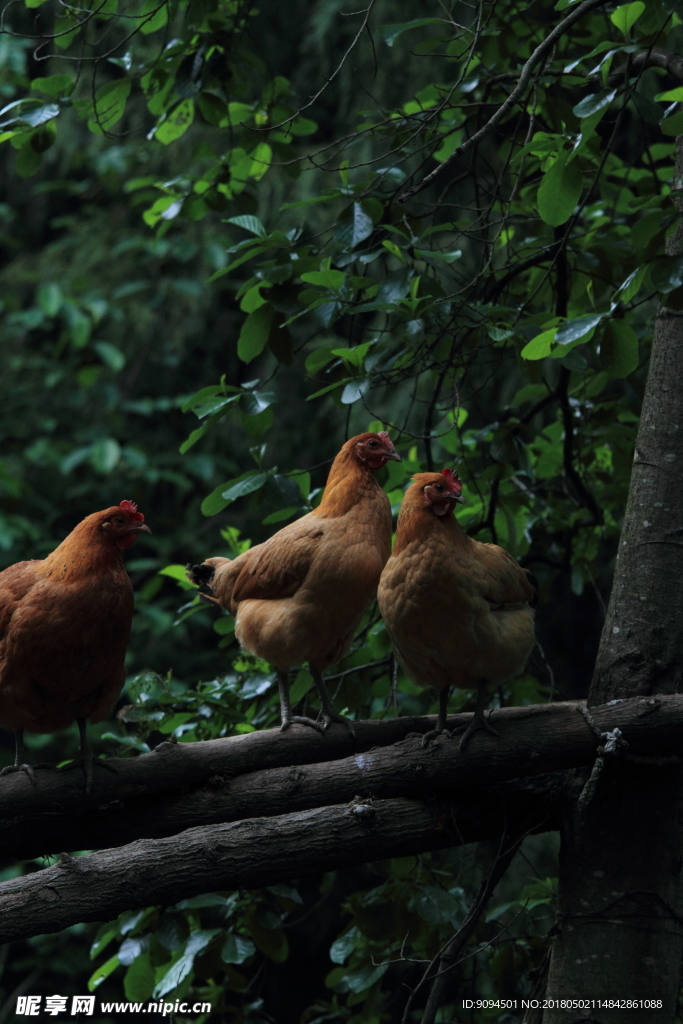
[399,0,612,202]
[1,695,683,941]
[0,792,559,945]
[418,835,524,1024]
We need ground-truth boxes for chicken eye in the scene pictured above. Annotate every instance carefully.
[435,484,444,492]
[113,517,125,524]
[368,440,378,447]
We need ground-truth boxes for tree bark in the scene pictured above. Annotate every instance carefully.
[4,697,683,860]
[0,793,557,944]
[544,137,683,1024]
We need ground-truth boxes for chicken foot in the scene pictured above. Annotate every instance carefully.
[0,730,39,787]
[456,680,500,751]
[57,719,119,795]
[421,687,452,748]
[310,667,355,736]
[278,672,324,734]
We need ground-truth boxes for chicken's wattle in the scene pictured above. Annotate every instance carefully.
[116,534,137,550]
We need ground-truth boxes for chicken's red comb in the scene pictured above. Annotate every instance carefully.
[440,468,463,492]
[119,499,145,522]
[378,431,393,445]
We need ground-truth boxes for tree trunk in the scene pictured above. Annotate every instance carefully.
[544,137,683,1023]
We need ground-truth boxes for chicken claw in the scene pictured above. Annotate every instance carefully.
[277,672,324,735]
[421,688,451,748]
[0,731,39,787]
[456,683,500,751]
[311,667,356,738]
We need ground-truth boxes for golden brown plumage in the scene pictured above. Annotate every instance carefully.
[0,502,150,789]
[189,432,400,731]
[378,469,536,748]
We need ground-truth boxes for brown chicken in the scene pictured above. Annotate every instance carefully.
[189,432,400,732]
[0,501,150,791]
[378,469,537,749]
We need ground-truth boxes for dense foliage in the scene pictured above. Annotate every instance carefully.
[0,0,682,1018]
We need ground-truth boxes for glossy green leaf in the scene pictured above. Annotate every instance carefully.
[333,203,374,249]
[153,930,220,998]
[537,153,582,226]
[573,89,616,119]
[124,952,155,1002]
[300,268,346,291]
[379,18,442,46]
[238,304,275,363]
[609,2,645,34]
[155,100,195,145]
[555,314,604,345]
[201,472,268,516]
[88,954,120,992]
[88,80,131,135]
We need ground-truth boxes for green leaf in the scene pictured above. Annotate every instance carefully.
[241,390,275,415]
[306,378,350,401]
[333,203,374,249]
[31,74,74,98]
[37,282,62,317]
[139,0,168,33]
[153,930,220,999]
[413,248,462,262]
[288,117,317,136]
[238,304,274,363]
[159,565,196,590]
[330,926,361,965]
[124,952,155,1002]
[90,438,121,473]
[341,378,369,404]
[155,99,195,145]
[90,925,118,961]
[300,268,346,291]
[88,954,120,992]
[93,341,125,372]
[330,343,371,368]
[573,89,616,118]
[379,18,442,46]
[661,111,683,136]
[221,934,256,965]
[15,143,41,177]
[555,314,604,345]
[648,255,683,293]
[601,320,639,378]
[213,616,234,635]
[609,2,645,34]
[88,80,131,135]
[207,246,268,283]
[201,472,268,516]
[249,143,272,181]
[226,215,267,237]
[520,327,556,360]
[655,87,683,102]
[537,152,582,227]
[262,506,298,524]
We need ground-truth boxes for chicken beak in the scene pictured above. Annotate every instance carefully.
[447,493,465,504]
[383,449,402,462]
[129,522,152,535]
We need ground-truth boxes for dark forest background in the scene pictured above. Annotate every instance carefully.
[0,0,681,1018]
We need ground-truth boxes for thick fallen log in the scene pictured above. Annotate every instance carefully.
[0,786,560,944]
[3,694,683,859]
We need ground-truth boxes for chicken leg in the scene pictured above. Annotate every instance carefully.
[277,672,324,734]
[57,719,118,794]
[457,680,500,751]
[310,666,355,736]
[421,687,451,747]
[0,730,37,787]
